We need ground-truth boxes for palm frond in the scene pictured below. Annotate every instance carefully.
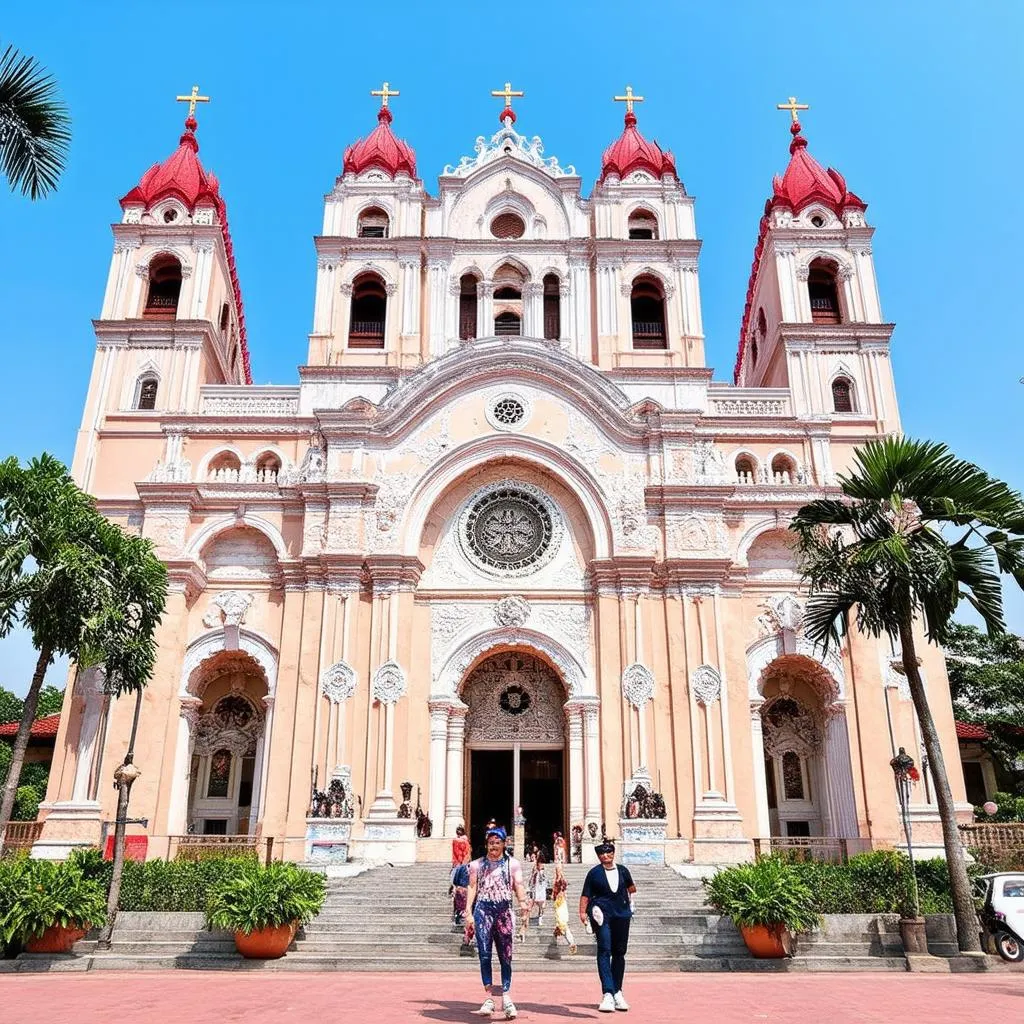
[0,43,71,199]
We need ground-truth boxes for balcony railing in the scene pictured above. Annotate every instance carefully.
[631,321,666,349]
[169,833,274,864]
[753,836,873,863]
[348,321,385,347]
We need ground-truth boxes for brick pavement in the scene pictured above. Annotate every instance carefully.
[1,971,1019,1023]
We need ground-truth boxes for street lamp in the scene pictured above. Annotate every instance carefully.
[890,746,927,954]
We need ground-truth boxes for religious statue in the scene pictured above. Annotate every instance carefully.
[571,824,583,863]
[415,787,432,837]
[398,780,414,819]
[624,783,668,820]
[587,821,599,839]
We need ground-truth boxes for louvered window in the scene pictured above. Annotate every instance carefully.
[491,213,525,239]
[832,377,854,413]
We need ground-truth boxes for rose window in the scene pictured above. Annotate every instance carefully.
[492,397,525,425]
[464,487,554,572]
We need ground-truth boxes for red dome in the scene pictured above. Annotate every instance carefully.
[771,122,865,214]
[342,106,417,179]
[600,111,677,183]
[120,117,222,211]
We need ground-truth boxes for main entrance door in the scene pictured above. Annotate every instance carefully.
[462,651,568,857]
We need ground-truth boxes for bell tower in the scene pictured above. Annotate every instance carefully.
[734,100,898,432]
[73,88,250,489]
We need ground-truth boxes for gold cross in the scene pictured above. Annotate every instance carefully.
[776,95,809,123]
[491,81,524,109]
[613,85,644,114]
[175,84,210,118]
[371,81,400,108]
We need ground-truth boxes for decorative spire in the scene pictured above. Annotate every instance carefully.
[342,83,417,179]
[370,80,400,108]
[490,81,524,124]
[176,83,210,119]
[599,88,676,184]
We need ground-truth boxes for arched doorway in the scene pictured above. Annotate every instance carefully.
[184,651,269,836]
[756,653,858,841]
[461,651,567,856]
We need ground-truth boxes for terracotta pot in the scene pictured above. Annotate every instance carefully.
[233,923,295,959]
[25,924,88,954]
[899,916,929,956]
[739,922,793,958]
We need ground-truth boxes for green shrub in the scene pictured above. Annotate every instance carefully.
[0,859,106,945]
[704,856,820,932]
[118,856,256,912]
[0,856,29,955]
[207,861,326,933]
[12,785,40,822]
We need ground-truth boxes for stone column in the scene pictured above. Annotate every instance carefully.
[823,709,859,838]
[558,281,571,345]
[428,700,450,826]
[166,698,201,835]
[478,280,494,338]
[427,259,447,356]
[582,701,601,823]
[71,667,108,803]
[712,589,738,803]
[444,705,468,835]
[523,281,542,338]
[255,694,275,824]
[399,255,420,337]
[337,282,353,361]
[566,702,585,825]
[750,700,770,836]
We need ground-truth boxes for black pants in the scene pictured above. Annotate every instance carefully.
[593,914,631,994]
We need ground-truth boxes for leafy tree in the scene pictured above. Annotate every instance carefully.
[34,685,64,719]
[0,43,71,199]
[0,686,21,724]
[0,454,167,855]
[791,436,1024,954]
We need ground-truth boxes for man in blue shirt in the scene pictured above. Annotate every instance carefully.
[579,838,637,1012]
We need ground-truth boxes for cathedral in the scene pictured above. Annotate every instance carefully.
[35,83,970,865]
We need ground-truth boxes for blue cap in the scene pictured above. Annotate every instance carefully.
[485,826,507,841]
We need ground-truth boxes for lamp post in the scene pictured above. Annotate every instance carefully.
[891,746,928,955]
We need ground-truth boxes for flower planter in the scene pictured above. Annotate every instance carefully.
[233,922,296,959]
[739,923,793,958]
[25,924,88,954]
[898,916,928,955]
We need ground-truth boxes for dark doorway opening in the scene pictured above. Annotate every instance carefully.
[520,749,564,860]
[470,750,514,857]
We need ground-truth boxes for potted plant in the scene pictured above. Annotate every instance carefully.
[207,861,326,959]
[704,856,820,958]
[1,858,107,954]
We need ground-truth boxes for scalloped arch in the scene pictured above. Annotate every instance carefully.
[185,513,289,562]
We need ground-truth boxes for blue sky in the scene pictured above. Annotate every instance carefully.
[1,2,1022,695]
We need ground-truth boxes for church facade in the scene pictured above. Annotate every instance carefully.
[36,86,970,864]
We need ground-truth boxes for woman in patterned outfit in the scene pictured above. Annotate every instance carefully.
[464,826,530,1019]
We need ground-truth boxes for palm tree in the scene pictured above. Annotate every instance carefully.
[791,436,1024,954]
[0,43,71,199]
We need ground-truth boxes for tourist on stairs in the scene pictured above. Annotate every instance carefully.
[464,825,530,1019]
[451,824,472,926]
[580,838,636,1013]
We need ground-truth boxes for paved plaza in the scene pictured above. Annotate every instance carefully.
[1,971,1019,1023]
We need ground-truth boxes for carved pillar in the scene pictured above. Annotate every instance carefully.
[444,705,468,835]
[254,694,275,825]
[583,702,601,823]
[712,589,738,803]
[399,256,420,337]
[428,700,450,826]
[824,709,859,838]
[337,281,353,362]
[166,697,201,834]
[523,281,542,338]
[750,700,770,836]
[566,702,584,825]
[427,260,447,357]
[367,605,407,818]
[558,282,571,345]
[71,668,108,803]
[478,280,494,339]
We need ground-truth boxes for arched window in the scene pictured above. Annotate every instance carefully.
[219,302,230,334]
[136,376,158,411]
[753,308,766,368]
[543,273,560,341]
[143,255,182,319]
[357,206,389,238]
[349,273,387,348]
[631,276,666,349]
[255,452,281,483]
[490,213,525,239]
[735,455,756,484]
[808,261,841,324]
[207,451,242,482]
[832,376,854,413]
[770,454,796,484]
[627,209,658,240]
[492,264,524,336]
[459,273,478,341]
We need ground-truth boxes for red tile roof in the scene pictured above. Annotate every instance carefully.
[343,106,417,180]
[956,721,990,740]
[0,713,61,739]
[599,111,677,183]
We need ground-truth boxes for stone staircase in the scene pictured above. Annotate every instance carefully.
[50,861,929,972]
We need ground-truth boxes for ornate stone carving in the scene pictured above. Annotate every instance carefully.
[761,695,821,757]
[693,441,728,484]
[691,664,722,706]
[203,395,299,416]
[458,480,564,577]
[320,659,357,703]
[281,442,326,485]
[370,470,418,546]
[191,692,264,758]
[709,397,788,417]
[757,594,805,637]
[493,595,530,628]
[609,475,657,552]
[669,512,728,556]
[564,412,616,466]
[372,660,407,704]
[147,457,193,483]
[463,652,567,744]
[485,392,531,432]
[621,663,655,707]
[202,590,255,629]
[442,121,576,179]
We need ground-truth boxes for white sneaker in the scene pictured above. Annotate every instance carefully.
[474,998,495,1015]
[537,916,544,927]
[613,991,630,1011]
[599,993,616,1012]
[503,997,518,1019]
